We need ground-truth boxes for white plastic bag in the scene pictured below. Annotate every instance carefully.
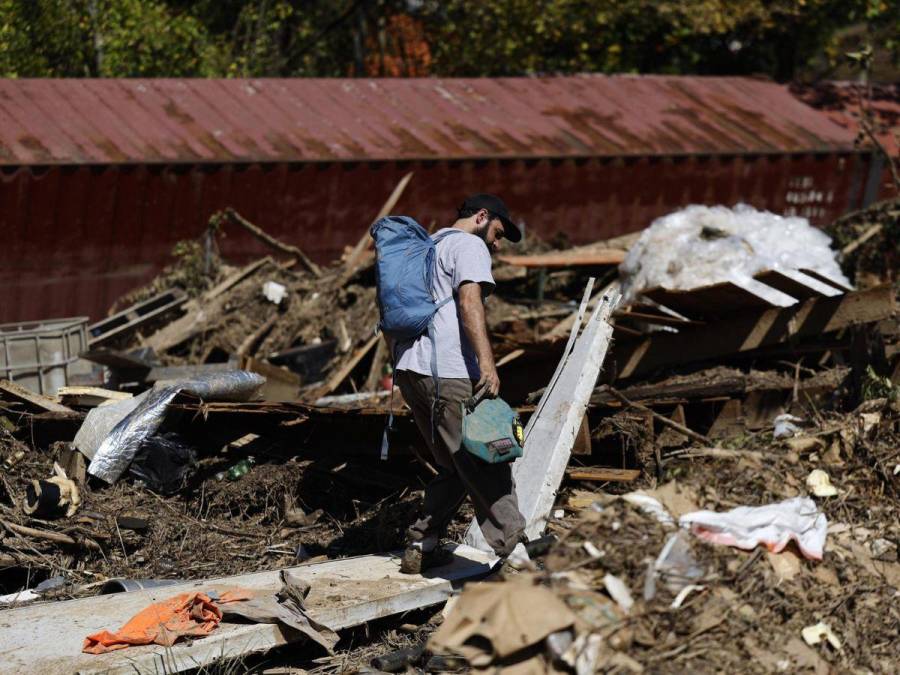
[619,204,849,303]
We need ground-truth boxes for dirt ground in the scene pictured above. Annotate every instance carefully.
[0,429,473,597]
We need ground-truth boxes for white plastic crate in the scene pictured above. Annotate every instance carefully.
[0,316,91,395]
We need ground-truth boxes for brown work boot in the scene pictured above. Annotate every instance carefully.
[400,545,424,574]
[400,535,450,575]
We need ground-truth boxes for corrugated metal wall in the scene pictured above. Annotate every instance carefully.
[2,151,873,322]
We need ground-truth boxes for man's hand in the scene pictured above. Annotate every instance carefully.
[458,281,500,398]
[475,363,501,398]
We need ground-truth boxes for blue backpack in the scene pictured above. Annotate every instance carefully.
[370,216,460,455]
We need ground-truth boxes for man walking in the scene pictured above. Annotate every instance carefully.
[393,194,526,574]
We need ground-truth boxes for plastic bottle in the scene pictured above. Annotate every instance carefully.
[216,456,256,481]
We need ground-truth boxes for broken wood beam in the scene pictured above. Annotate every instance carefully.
[541,280,619,342]
[841,223,883,256]
[144,258,276,353]
[0,520,101,551]
[364,337,389,392]
[601,386,711,445]
[57,387,133,409]
[611,286,896,380]
[313,333,380,399]
[0,380,74,414]
[496,249,626,268]
[219,208,321,277]
[565,467,640,482]
[591,371,761,406]
[340,172,414,284]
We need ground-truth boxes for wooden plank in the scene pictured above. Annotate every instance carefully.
[614,308,704,328]
[340,172,414,283]
[207,257,274,301]
[496,249,626,268]
[643,279,797,319]
[754,269,842,299]
[798,268,854,292]
[363,337,389,391]
[591,369,792,405]
[496,348,525,368]
[0,545,493,675]
[58,387,133,408]
[143,258,277,354]
[0,379,73,414]
[565,467,640,482]
[707,399,745,439]
[466,286,620,548]
[611,286,895,380]
[540,280,617,342]
[313,334,380,399]
[571,413,592,456]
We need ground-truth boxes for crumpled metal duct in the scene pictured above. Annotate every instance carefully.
[88,371,265,484]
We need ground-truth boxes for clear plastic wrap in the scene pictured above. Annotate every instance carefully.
[87,370,265,484]
[619,204,850,303]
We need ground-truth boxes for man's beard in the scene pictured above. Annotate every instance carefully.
[473,222,490,241]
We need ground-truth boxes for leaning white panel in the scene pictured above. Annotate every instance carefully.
[466,284,620,550]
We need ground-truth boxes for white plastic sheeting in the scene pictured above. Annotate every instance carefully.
[619,204,850,303]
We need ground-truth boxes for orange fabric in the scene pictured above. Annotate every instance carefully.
[83,590,252,655]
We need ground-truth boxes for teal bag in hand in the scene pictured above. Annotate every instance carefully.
[460,394,525,464]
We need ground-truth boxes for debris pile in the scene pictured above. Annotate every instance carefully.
[1,192,898,673]
[458,396,900,673]
[827,197,900,288]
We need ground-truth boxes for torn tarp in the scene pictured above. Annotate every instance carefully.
[86,371,265,484]
[218,570,338,653]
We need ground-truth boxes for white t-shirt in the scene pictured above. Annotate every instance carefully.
[395,228,494,380]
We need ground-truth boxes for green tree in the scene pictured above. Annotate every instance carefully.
[416,0,898,80]
[0,0,219,77]
[0,0,896,80]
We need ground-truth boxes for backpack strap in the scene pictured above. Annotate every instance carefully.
[431,228,463,244]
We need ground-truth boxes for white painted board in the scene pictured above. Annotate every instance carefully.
[466,287,620,550]
[0,545,493,674]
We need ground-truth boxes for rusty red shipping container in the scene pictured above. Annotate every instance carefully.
[0,76,882,323]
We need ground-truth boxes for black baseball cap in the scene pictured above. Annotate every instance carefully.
[459,193,522,242]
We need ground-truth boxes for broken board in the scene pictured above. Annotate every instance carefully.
[0,545,493,674]
[466,282,620,549]
[0,379,74,414]
[643,278,797,319]
[565,467,641,482]
[496,249,626,268]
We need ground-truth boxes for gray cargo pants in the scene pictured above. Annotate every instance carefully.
[395,370,525,556]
